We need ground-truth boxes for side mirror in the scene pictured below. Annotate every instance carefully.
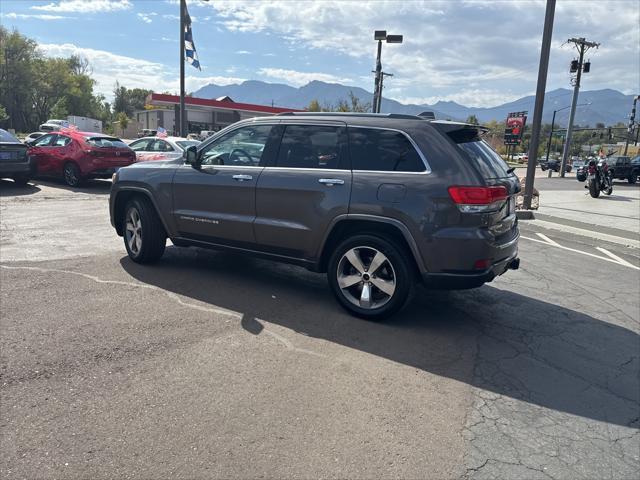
[185,145,199,168]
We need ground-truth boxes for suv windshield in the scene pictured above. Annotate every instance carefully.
[85,137,128,148]
[0,129,20,143]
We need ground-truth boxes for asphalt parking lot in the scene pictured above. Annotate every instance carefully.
[1,178,639,479]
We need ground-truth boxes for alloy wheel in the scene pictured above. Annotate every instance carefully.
[64,164,78,186]
[336,246,396,309]
[125,207,143,255]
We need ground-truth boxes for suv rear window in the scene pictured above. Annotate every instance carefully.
[349,127,425,172]
[85,137,128,148]
[449,129,511,179]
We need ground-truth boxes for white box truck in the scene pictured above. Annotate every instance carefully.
[67,115,102,133]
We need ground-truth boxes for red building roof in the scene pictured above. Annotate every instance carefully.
[148,93,303,115]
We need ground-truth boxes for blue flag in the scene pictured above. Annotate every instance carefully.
[184,6,200,71]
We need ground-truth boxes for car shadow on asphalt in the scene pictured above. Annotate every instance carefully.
[0,179,41,196]
[120,247,639,429]
[31,177,112,195]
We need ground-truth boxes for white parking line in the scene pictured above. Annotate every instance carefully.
[596,247,639,269]
[520,235,640,270]
[535,232,561,247]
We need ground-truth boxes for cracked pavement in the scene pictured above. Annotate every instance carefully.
[1,179,639,479]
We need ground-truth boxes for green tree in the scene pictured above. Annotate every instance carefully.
[117,112,129,137]
[0,105,8,124]
[49,97,69,119]
[466,114,479,125]
[307,99,321,112]
[113,82,152,116]
[336,91,371,113]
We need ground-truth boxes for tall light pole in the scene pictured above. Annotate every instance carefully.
[523,0,555,209]
[372,30,402,113]
[559,37,599,177]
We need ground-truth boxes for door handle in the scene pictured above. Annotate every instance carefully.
[318,178,345,186]
[232,174,253,181]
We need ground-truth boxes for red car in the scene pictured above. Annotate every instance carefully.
[29,131,135,187]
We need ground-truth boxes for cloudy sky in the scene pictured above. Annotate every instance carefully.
[2,0,638,107]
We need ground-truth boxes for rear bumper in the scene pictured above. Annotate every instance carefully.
[80,158,133,177]
[0,160,34,176]
[422,249,520,289]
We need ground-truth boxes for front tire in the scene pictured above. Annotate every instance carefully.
[588,180,600,198]
[328,234,413,320]
[123,197,166,264]
[63,162,82,187]
[629,174,637,184]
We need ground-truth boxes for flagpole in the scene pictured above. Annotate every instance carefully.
[179,0,186,137]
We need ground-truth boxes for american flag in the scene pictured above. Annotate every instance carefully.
[184,5,201,71]
[157,127,168,138]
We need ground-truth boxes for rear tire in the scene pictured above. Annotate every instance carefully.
[12,176,30,186]
[588,180,600,198]
[123,197,166,264]
[328,234,413,320]
[629,174,637,184]
[63,162,82,187]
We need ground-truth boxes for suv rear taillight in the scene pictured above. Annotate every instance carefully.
[448,186,508,213]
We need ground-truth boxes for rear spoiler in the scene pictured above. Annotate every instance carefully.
[429,120,489,142]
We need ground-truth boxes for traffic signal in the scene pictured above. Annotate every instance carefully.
[570,60,579,72]
[583,61,590,73]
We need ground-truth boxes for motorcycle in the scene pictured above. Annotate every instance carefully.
[585,158,613,198]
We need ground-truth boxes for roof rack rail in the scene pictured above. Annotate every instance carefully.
[275,112,423,120]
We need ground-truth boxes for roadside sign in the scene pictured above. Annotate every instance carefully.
[504,111,527,145]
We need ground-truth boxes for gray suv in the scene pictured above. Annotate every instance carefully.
[110,113,520,319]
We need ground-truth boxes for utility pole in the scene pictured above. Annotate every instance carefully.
[179,0,186,137]
[559,37,599,177]
[624,95,639,156]
[523,0,555,209]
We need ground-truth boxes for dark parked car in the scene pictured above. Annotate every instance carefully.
[540,159,571,173]
[29,130,135,187]
[110,113,520,319]
[0,129,33,185]
[606,155,639,184]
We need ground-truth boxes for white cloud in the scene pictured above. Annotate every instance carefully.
[203,0,639,103]
[1,13,71,20]
[235,50,251,55]
[258,68,352,87]
[32,0,132,13]
[137,12,157,24]
[37,43,243,99]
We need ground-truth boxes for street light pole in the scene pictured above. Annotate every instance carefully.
[372,38,383,113]
[179,0,186,137]
[624,95,639,156]
[371,31,402,113]
[523,0,555,209]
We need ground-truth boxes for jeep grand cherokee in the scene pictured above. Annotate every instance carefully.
[110,113,520,319]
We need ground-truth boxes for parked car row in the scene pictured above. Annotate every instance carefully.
[0,128,200,187]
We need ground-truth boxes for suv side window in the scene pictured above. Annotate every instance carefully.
[200,125,274,166]
[349,127,425,172]
[275,125,345,169]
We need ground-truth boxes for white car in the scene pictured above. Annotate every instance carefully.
[127,136,201,162]
[23,132,46,145]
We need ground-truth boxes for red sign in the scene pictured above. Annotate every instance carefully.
[504,111,527,145]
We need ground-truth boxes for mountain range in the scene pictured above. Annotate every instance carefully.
[193,80,634,127]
